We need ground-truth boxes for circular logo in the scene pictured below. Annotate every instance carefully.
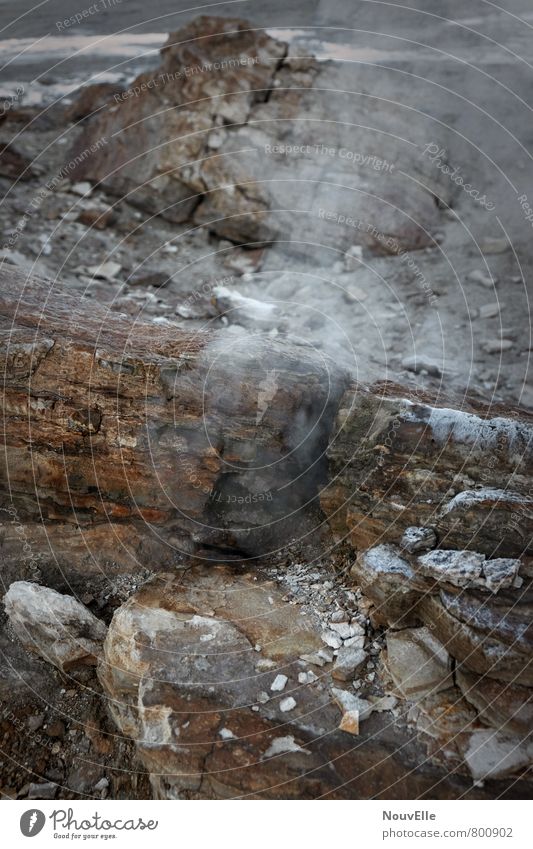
[20,810,46,837]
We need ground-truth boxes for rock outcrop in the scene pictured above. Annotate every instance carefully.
[66,16,454,250]
[98,563,516,798]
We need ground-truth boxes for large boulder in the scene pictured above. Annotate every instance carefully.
[3,581,107,672]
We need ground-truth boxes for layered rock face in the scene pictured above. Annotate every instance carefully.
[67,16,454,250]
[97,564,512,799]
[0,267,345,584]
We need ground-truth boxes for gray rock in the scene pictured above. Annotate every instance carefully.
[401,354,442,377]
[4,581,107,672]
[400,526,437,554]
[483,338,513,353]
[384,627,453,700]
[332,646,367,681]
[467,269,496,288]
[27,782,57,800]
[416,549,520,592]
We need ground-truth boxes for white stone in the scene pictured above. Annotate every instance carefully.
[219,728,236,740]
[321,630,342,649]
[270,674,288,692]
[3,581,106,672]
[263,736,309,759]
[279,696,296,712]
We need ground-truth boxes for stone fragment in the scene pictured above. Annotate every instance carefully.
[270,674,288,692]
[456,668,533,735]
[479,302,500,319]
[321,630,342,649]
[416,549,485,587]
[27,782,57,800]
[263,736,310,759]
[27,714,44,732]
[86,260,122,280]
[463,730,533,781]
[384,627,453,700]
[280,696,296,712]
[332,646,367,681]
[355,545,421,627]
[331,688,374,721]
[4,582,107,672]
[400,526,437,554]
[219,728,236,740]
[339,711,360,735]
[416,549,521,592]
[480,238,509,254]
[483,339,513,353]
[467,269,496,288]
[329,621,363,639]
[421,592,533,686]
[401,354,442,377]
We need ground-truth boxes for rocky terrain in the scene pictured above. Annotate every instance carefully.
[0,7,532,800]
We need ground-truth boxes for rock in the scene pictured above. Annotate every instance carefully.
[86,260,122,280]
[0,143,34,181]
[467,269,496,288]
[339,711,360,735]
[354,545,422,627]
[70,181,92,197]
[480,238,509,254]
[270,674,288,692]
[66,82,120,121]
[212,286,279,327]
[78,205,116,230]
[27,714,44,732]
[456,668,533,735]
[97,564,476,799]
[416,549,521,592]
[263,736,309,758]
[332,646,367,681]
[436,489,533,557]
[332,688,374,735]
[479,302,501,319]
[400,526,437,554]
[417,549,480,586]
[67,17,286,240]
[483,338,513,353]
[93,777,109,792]
[45,720,65,738]
[4,582,107,672]
[421,591,533,685]
[27,782,57,800]
[329,621,363,639]
[321,630,342,649]
[384,627,453,700]
[401,354,442,377]
[463,730,533,781]
[280,696,297,712]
